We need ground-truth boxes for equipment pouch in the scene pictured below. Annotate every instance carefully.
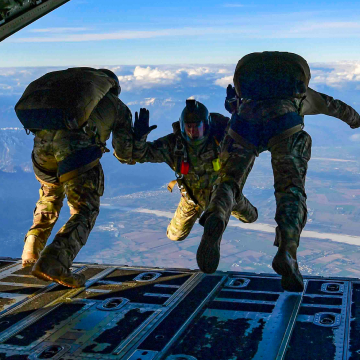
[181,161,190,175]
[212,158,221,172]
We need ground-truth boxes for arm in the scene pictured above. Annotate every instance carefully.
[132,108,175,166]
[133,132,176,166]
[301,87,360,129]
[112,101,135,164]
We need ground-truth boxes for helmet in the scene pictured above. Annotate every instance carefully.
[180,99,211,145]
[98,68,121,96]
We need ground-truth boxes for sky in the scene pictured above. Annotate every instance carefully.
[1,0,360,66]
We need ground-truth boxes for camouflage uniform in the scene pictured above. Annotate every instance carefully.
[133,114,258,241]
[198,87,360,287]
[23,92,133,286]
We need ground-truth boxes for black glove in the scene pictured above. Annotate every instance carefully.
[133,108,157,140]
[224,84,239,114]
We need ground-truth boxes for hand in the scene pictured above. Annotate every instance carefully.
[226,84,237,99]
[224,84,239,114]
[133,108,157,140]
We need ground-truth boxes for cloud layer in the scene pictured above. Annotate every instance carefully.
[3,61,360,95]
[0,61,359,145]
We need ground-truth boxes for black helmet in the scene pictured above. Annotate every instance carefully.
[180,99,211,145]
[98,68,121,96]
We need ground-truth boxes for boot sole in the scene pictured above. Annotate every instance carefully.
[32,257,85,289]
[196,215,225,274]
[22,259,37,268]
[32,267,81,288]
[272,252,304,292]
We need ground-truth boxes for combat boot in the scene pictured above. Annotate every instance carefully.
[22,235,46,268]
[196,212,226,274]
[272,242,304,292]
[32,242,85,288]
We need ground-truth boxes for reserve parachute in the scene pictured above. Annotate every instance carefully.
[15,67,119,131]
[233,51,311,100]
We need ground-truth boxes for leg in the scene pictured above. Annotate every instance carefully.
[22,181,65,267]
[167,196,201,241]
[32,163,104,288]
[231,193,258,223]
[270,130,312,292]
[197,135,256,273]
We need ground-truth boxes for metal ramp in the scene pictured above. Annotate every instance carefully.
[0,258,359,359]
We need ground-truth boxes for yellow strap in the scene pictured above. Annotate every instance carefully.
[59,158,99,183]
[267,124,303,149]
[35,174,61,187]
[167,179,178,193]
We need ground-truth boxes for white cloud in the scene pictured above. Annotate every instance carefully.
[2,62,360,96]
[223,3,244,7]
[117,66,181,90]
[0,70,16,77]
[127,97,177,107]
[215,76,233,88]
[29,27,89,33]
[143,98,156,106]
[350,134,360,142]
[187,95,210,101]
[218,68,231,74]
[180,67,211,77]
[8,27,226,43]
[0,84,12,90]
[311,61,360,88]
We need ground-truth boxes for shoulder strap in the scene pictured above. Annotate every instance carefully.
[172,121,188,174]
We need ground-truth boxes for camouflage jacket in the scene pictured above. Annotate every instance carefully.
[133,114,229,209]
[86,92,134,163]
[237,87,360,128]
[32,92,134,183]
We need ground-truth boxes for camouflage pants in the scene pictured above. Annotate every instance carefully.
[26,164,104,267]
[208,130,311,248]
[167,192,258,241]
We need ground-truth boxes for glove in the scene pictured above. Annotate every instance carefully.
[224,84,239,114]
[133,108,157,140]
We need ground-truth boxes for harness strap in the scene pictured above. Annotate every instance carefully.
[228,128,259,156]
[59,158,99,183]
[267,124,303,149]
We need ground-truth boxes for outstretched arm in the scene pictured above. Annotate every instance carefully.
[132,108,175,166]
[302,87,360,129]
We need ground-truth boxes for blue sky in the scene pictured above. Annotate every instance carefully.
[1,0,360,66]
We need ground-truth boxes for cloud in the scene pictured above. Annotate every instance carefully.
[117,66,181,90]
[311,61,360,88]
[8,27,229,43]
[28,27,90,33]
[223,3,244,7]
[8,17,360,43]
[127,97,177,107]
[350,134,360,142]
[2,62,360,97]
[215,76,233,88]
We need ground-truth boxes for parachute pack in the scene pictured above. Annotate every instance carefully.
[233,51,311,100]
[15,67,118,131]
